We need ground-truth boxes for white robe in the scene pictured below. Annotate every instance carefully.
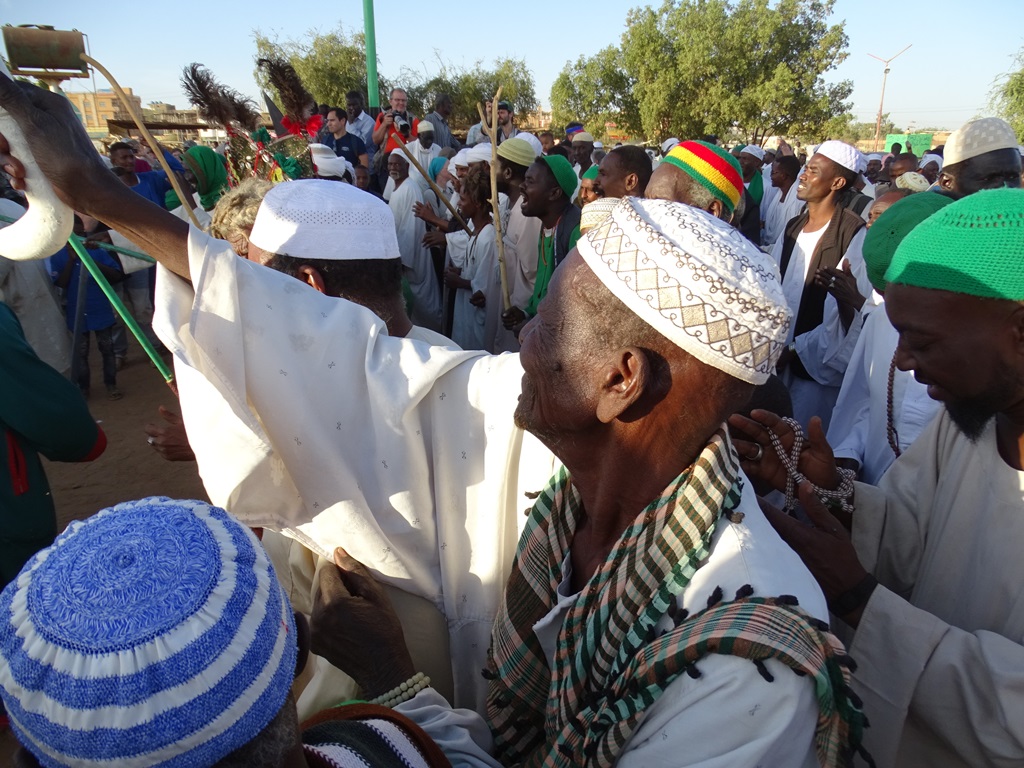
[849,412,1024,767]
[762,185,805,249]
[390,178,442,331]
[493,200,542,353]
[154,227,558,711]
[451,223,498,352]
[827,304,939,484]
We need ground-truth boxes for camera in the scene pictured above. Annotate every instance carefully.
[393,112,411,137]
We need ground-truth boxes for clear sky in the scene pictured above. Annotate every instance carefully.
[6,0,1023,133]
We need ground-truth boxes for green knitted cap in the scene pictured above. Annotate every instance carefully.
[863,192,953,293]
[886,188,1024,300]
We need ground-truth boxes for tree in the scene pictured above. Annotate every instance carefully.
[550,47,642,139]
[991,47,1024,141]
[555,0,852,145]
[819,113,901,146]
[252,26,391,111]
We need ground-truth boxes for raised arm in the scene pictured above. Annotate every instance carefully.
[0,76,190,279]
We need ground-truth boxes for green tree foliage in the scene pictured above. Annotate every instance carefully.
[551,47,641,139]
[991,48,1024,140]
[553,0,851,145]
[251,28,537,130]
[253,27,391,111]
[819,113,902,145]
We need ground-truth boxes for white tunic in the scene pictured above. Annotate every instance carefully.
[451,223,498,352]
[827,305,938,484]
[154,227,559,711]
[850,413,1024,766]
[492,201,541,354]
[390,178,442,331]
[762,186,805,249]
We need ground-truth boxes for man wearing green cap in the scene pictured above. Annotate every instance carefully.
[501,155,580,332]
[733,187,1024,767]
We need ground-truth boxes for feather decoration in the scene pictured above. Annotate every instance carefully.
[181,63,234,128]
[256,57,314,121]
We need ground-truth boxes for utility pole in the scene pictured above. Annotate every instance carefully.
[363,0,380,115]
[868,45,912,152]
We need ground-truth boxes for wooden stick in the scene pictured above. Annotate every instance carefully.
[80,54,203,229]
[391,133,473,236]
[478,93,511,311]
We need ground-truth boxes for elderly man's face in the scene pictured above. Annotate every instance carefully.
[866,159,882,179]
[942,148,1022,197]
[887,282,1024,440]
[573,141,594,167]
[738,153,761,181]
[388,154,409,182]
[515,250,596,441]
[418,131,434,149]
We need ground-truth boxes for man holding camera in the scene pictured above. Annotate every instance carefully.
[372,87,420,155]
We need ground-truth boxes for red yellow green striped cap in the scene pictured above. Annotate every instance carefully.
[662,140,744,214]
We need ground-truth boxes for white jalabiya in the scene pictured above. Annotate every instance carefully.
[389,483,826,766]
[493,199,542,353]
[762,186,805,249]
[153,227,558,711]
[827,304,938,484]
[850,412,1024,767]
[451,223,498,351]
[390,178,442,331]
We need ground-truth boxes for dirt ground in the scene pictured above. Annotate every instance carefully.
[2,339,209,763]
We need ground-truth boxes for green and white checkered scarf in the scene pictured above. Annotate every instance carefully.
[485,428,868,767]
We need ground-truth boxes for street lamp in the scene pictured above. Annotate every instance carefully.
[868,45,912,152]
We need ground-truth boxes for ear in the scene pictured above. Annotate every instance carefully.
[625,172,639,194]
[298,265,327,294]
[596,347,650,423]
[707,199,731,224]
[830,175,848,192]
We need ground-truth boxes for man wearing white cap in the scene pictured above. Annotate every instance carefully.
[660,137,680,156]
[405,119,441,171]
[770,139,873,431]
[937,116,1022,197]
[387,152,442,331]
[571,131,596,177]
[0,82,867,763]
[737,144,767,245]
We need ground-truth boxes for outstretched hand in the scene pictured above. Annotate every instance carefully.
[0,76,109,210]
[759,482,872,627]
[728,410,841,494]
[309,548,415,698]
[144,406,196,462]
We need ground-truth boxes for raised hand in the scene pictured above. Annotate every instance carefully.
[728,409,842,493]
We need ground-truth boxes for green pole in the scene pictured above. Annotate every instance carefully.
[0,216,155,264]
[363,0,380,112]
[67,236,175,387]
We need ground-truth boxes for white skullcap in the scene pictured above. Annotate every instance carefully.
[865,153,882,162]
[572,132,595,144]
[515,132,543,157]
[580,197,619,234]
[740,145,765,161]
[919,153,943,171]
[577,198,790,384]
[814,140,859,172]
[944,117,1018,166]
[416,120,434,133]
[467,143,493,164]
[661,138,681,155]
[856,153,867,173]
[310,143,353,180]
[452,148,471,168]
[895,171,930,192]
[594,141,604,149]
[249,179,399,260]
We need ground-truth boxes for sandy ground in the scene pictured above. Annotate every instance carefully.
[3,339,208,764]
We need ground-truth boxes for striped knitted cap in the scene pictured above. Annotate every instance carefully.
[0,497,297,768]
[662,141,744,213]
[863,192,952,292]
[886,188,1024,299]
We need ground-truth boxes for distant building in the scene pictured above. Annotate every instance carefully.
[66,88,142,137]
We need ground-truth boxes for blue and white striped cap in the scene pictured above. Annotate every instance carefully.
[0,497,297,768]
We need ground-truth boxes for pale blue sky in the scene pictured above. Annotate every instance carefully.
[6,0,1023,132]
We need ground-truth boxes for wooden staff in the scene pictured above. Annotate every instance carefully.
[80,54,203,229]
[392,133,473,236]
[476,91,511,311]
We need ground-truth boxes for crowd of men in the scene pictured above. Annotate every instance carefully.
[0,64,1023,768]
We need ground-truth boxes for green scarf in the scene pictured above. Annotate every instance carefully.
[747,169,764,206]
[486,429,868,767]
[183,145,229,210]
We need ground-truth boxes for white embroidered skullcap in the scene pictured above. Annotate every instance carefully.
[416,120,434,133]
[944,117,1018,166]
[865,153,882,162]
[577,198,791,384]
[740,145,765,161]
[249,178,399,260]
[572,132,595,144]
[515,132,543,157]
[467,143,494,164]
[895,171,930,192]
[452,148,472,168]
[580,196,620,234]
[0,497,297,768]
[310,143,353,180]
[814,140,859,172]
[919,152,943,171]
